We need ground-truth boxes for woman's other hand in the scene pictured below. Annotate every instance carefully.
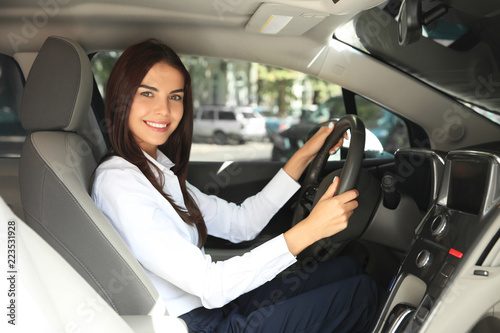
[284,177,358,256]
[283,122,346,181]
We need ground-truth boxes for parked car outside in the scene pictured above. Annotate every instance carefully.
[193,106,267,145]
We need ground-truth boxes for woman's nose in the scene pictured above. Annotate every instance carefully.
[154,100,169,115]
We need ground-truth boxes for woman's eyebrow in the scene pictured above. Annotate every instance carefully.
[138,85,184,94]
[139,84,158,92]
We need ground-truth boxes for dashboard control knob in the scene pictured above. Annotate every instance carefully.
[416,250,432,269]
[430,214,448,237]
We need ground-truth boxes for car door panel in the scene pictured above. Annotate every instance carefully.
[188,161,284,203]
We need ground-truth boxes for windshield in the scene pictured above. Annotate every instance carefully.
[335,0,500,124]
[241,112,257,119]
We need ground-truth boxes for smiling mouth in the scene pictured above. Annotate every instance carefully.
[145,121,168,129]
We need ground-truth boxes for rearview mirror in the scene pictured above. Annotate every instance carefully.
[397,0,422,46]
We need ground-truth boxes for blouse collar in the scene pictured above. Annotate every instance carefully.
[143,149,175,175]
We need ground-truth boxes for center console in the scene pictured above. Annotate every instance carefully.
[375,150,500,332]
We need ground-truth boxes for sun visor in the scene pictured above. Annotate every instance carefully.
[245,3,328,36]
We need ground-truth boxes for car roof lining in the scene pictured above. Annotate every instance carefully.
[0,0,383,54]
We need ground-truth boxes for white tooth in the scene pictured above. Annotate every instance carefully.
[146,121,167,128]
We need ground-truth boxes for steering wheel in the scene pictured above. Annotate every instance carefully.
[291,115,366,259]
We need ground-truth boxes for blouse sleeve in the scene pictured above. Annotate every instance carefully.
[188,168,301,243]
[92,166,297,309]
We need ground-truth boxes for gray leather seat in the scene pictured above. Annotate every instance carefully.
[18,36,165,316]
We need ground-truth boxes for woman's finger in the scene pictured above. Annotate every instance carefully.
[328,130,348,155]
[336,188,359,203]
[318,176,340,201]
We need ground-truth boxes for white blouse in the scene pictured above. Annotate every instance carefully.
[91,150,300,317]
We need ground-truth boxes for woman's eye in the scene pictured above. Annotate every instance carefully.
[170,94,183,101]
[141,91,153,97]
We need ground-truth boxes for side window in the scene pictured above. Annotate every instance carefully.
[355,95,409,154]
[303,96,346,123]
[242,112,256,119]
[0,55,25,157]
[91,51,122,98]
[201,110,215,120]
[219,111,236,120]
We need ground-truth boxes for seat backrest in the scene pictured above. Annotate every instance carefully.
[18,36,165,316]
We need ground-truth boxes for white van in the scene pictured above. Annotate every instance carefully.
[193,106,267,145]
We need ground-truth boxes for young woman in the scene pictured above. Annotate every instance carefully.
[92,39,381,332]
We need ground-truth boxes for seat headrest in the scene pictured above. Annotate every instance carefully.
[20,36,93,132]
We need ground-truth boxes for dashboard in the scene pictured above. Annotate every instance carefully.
[374,148,500,332]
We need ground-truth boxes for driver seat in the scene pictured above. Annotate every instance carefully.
[18,36,165,316]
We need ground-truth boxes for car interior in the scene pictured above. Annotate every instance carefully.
[1,0,500,332]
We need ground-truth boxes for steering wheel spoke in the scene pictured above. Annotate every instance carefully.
[296,183,320,215]
[302,184,318,203]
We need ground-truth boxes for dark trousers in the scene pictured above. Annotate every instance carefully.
[179,256,382,333]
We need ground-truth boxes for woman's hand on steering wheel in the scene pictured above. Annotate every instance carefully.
[301,122,347,160]
[306,177,359,238]
[283,122,346,182]
[284,176,359,256]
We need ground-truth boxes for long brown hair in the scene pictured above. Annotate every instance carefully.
[105,39,207,247]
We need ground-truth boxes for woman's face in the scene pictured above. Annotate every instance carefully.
[128,61,185,158]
